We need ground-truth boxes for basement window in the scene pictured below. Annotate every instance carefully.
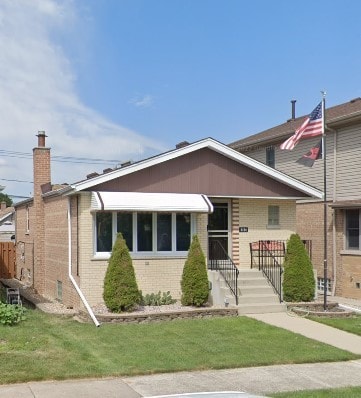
[56,280,63,302]
[317,277,331,293]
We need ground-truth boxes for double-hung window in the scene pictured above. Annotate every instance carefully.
[268,205,280,228]
[95,211,192,255]
[345,209,360,250]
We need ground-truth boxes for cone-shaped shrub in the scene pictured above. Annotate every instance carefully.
[103,233,141,312]
[282,233,315,302]
[181,235,209,307]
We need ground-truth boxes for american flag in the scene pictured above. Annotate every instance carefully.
[280,102,323,150]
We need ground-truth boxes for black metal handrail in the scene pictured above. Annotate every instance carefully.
[250,240,284,302]
[208,240,239,305]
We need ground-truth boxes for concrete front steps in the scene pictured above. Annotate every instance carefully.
[237,269,286,314]
[208,269,286,314]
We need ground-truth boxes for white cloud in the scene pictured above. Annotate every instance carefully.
[129,94,155,108]
[0,0,165,198]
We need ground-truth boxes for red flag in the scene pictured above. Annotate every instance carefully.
[296,140,322,167]
[281,102,323,150]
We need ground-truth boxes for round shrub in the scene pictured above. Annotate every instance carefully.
[181,235,209,307]
[283,233,315,302]
[103,233,141,312]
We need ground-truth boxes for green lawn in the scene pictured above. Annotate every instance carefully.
[308,315,361,336]
[271,386,361,397]
[0,308,359,384]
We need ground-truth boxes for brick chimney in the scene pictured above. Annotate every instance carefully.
[0,201,6,211]
[33,131,51,294]
[33,131,51,193]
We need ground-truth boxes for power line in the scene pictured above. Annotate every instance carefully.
[0,149,122,165]
[0,178,33,183]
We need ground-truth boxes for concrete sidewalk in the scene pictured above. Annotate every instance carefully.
[2,304,361,397]
[1,360,361,397]
[247,311,361,355]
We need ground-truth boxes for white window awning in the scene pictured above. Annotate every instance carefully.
[91,192,213,213]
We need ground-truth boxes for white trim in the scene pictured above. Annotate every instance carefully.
[90,192,213,213]
[67,198,100,327]
[72,138,323,199]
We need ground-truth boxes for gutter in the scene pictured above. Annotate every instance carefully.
[67,198,100,327]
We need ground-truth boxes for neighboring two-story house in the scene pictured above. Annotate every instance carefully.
[229,97,361,299]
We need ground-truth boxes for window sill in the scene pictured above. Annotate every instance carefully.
[266,225,280,230]
[92,252,189,261]
[340,250,361,256]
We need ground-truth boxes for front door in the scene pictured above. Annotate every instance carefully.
[208,202,229,261]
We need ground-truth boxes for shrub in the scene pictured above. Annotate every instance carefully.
[0,303,26,326]
[282,233,315,302]
[103,233,141,312]
[181,235,209,307]
[142,291,176,306]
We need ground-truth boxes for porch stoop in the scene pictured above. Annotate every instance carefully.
[208,269,286,314]
[237,269,286,314]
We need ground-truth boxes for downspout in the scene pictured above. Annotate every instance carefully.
[67,197,100,327]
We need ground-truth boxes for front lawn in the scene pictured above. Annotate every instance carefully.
[0,309,358,384]
[308,315,361,336]
[271,386,361,397]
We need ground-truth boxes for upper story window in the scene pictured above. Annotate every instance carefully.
[95,211,192,256]
[345,209,360,250]
[266,146,275,168]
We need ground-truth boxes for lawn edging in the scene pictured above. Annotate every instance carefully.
[83,307,238,323]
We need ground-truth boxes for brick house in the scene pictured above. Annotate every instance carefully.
[230,97,361,299]
[14,133,321,314]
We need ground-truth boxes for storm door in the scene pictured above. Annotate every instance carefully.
[208,202,230,261]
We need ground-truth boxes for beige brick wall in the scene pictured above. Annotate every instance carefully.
[195,213,208,256]
[238,199,296,268]
[78,200,209,306]
[337,254,361,299]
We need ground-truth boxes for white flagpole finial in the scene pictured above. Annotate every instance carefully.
[321,90,327,98]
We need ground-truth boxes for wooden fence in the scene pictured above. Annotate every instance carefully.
[0,242,16,279]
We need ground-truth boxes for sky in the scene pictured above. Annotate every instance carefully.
[1,0,361,199]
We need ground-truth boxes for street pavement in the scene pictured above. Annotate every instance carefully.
[2,296,361,397]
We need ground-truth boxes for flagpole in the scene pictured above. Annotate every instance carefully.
[321,91,328,310]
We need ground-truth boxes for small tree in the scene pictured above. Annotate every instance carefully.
[181,235,209,307]
[282,234,315,302]
[0,193,13,207]
[103,233,141,312]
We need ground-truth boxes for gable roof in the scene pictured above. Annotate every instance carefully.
[70,138,322,199]
[230,97,361,150]
[0,208,14,224]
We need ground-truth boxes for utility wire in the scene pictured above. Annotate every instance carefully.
[0,178,33,183]
[0,149,122,165]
